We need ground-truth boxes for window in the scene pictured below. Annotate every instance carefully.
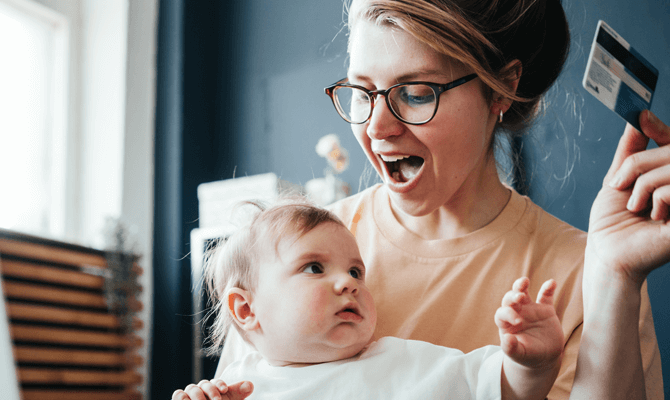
[0,0,68,239]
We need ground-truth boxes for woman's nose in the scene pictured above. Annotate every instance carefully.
[334,273,359,295]
[366,96,403,141]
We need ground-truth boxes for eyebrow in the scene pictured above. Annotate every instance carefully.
[296,252,329,263]
[348,68,457,84]
[294,252,365,268]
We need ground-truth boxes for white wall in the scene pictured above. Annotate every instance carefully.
[122,0,157,396]
[16,0,157,397]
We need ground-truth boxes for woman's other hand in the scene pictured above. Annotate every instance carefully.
[171,379,253,400]
[588,110,670,284]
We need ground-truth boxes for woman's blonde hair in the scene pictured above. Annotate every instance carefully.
[347,0,571,191]
[347,0,570,132]
[202,197,346,354]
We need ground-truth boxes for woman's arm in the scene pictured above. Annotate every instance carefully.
[571,111,670,399]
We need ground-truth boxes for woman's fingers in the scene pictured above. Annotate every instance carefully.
[609,146,670,191]
[605,112,670,218]
[625,163,670,214]
[605,121,650,185]
[606,111,670,186]
[641,110,670,146]
[651,185,670,220]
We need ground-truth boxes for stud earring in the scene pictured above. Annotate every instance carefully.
[499,110,503,123]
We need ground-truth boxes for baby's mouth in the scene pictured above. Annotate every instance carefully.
[381,155,424,183]
[336,304,362,322]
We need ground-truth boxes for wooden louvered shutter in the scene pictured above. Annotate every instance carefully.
[0,229,144,400]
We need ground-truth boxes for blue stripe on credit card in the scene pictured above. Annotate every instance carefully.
[582,20,659,131]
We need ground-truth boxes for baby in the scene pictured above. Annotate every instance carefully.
[173,199,563,400]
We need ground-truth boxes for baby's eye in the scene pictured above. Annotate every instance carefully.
[303,263,324,274]
[349,267,363,280]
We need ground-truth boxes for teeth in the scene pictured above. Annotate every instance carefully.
[380,154,410,162]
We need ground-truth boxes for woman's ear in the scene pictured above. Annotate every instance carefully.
[502,60,522,94]
[492,60,523,116]
[226,288,259,332]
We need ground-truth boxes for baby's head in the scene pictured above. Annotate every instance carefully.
[204,198,377,366]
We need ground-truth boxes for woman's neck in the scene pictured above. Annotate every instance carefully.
[390,163,511,240]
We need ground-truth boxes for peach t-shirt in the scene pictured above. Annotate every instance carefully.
[328,184,662,399]
[217,184,662,399]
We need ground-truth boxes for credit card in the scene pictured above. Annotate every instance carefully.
[582,20,658,132]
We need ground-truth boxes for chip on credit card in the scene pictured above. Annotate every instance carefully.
[582,20,659,132]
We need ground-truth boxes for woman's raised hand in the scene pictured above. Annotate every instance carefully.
[172,379,253,400]
[587,110,670,284]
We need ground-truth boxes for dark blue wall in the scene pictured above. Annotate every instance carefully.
[525,3,670,397]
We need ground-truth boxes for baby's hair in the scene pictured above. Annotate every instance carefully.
[203,196,346,354]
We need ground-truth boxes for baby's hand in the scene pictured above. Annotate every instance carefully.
[172,379,253,400]
[495,277,564,370]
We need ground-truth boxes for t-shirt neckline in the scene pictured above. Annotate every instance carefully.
[371,185,528,258]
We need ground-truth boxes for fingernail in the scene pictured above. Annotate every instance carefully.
[627,195,635,210]
[647,111,658,125]
[240,382,251,393]
[609,175,621,188]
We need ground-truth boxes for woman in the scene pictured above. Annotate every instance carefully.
[197,0,668,398]
[321,0,664,398]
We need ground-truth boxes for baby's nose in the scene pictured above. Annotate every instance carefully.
[334,274,359,295]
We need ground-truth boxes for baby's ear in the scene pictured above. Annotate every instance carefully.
[226,288,259,331]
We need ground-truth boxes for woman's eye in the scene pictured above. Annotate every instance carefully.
[397,85,434,106]
[304,263,324,274]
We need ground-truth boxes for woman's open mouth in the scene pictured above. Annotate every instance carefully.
[380,154,424,184]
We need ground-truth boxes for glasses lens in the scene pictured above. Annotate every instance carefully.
[389,84,436,123]
[333,86,370,124]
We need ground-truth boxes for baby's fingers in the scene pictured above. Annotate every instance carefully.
[501,277,531,309]
[495,305,523,331]
[199,379,227,400]
[536,279,557,306]
[172,389,191,400]
[513,276,530,293]
[224,381,254,399]
[173,384,207,400]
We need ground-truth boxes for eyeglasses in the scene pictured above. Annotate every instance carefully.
[324,74,477,125]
